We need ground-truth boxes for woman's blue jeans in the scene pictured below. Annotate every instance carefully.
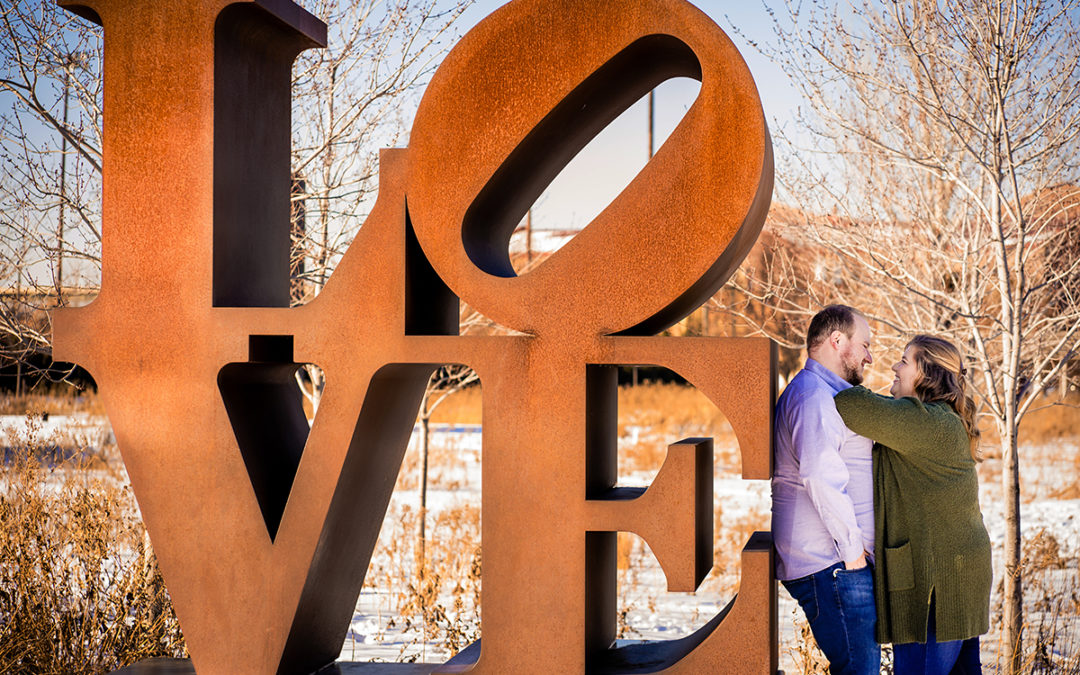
[782,562,880,675]
[893,600,982,675]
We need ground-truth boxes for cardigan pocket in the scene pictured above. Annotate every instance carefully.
[885,542,915,592]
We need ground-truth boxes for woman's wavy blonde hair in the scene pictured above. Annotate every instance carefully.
[908,335,981,461]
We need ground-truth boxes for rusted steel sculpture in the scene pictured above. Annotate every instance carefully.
[53,0,776,673]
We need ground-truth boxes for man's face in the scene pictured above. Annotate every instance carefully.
[837,316,873,385]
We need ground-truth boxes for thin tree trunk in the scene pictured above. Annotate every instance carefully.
[418,409,430,567]
[525,208,532,264]
[989,88,1025,668]
[310,366,323,418]
[1001,423,1023,673]
[56,63,71,299]
[14,265,22,398]
[316,66,336,290]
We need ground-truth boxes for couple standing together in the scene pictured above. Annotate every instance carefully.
[772,305,992,674]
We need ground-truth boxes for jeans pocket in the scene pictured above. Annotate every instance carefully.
[885,542,915,591]
[834,565,874,608]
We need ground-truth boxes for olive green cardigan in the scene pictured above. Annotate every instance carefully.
[834,386,992,644]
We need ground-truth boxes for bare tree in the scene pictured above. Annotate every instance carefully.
[0,1,103,386]
[742,1,1080,669]
[290,0,469,295]
[706,205,852,381]
[288,0,470,414]
[1,0,469,400]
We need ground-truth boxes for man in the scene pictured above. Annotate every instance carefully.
[772,304,878,674]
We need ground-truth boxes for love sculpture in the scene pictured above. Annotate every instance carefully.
[53,0,777,673]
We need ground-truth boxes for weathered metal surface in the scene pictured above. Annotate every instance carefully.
[53,0,776,673]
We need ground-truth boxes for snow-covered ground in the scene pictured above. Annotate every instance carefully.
[4,414,1077,671]
[337,426,1080,671]
[341,423,782,665]
[0,412,114,454]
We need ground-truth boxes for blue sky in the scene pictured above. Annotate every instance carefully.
[443,0,796,231]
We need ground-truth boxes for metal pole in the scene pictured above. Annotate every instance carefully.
[648,89,655,159]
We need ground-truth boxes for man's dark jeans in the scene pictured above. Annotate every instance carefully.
[782,561,880,675]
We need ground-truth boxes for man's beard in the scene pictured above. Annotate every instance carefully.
[842,359,864,386]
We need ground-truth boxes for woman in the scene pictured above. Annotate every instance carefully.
[834,335,991,675]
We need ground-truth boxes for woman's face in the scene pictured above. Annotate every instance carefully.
[891,346,919,398]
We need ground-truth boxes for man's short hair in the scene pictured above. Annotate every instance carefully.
[806,305,862,351]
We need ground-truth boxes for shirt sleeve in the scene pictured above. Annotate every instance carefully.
[788,388,865,564]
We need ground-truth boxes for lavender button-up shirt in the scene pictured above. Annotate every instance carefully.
[771,358,874,581]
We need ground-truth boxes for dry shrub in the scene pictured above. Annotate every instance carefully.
[369,502,481,661]
[787,609,828,675]
[988,528,1080,673]
[618,439,668,478]
[1015,568,1080,674]
[396,550,481,661]
[1050,484,1080,501]
[1025,612,1080,675]
[712,502,768,582]
[615,534,644,640]
[1024,530,1067,574]
[395,434,477,495]
[0,415,184,673]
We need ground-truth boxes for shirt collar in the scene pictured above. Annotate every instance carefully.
[805,357,854,393]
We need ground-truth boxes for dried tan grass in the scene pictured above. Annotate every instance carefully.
[1017,396,1080,446]
[616,384,739,477]
[786,608,829,675]
[365,502,481,662]
[978,394,1080,453]
[0,414,185,674]
[0,391,104,416]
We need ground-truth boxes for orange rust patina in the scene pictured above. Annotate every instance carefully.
[53,0,777,673]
